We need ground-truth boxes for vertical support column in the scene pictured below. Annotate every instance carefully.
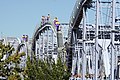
[35,40,38,59]
[24,41,28,68]
[82,7,86,80]
[111,0,115,79]
[75,32,78,76]
[47,28,49,56]
[71,31,76,76]
[39,34,41,59]
[77,41,81,77]
[42,32,45,58]
[95,0,99,80]
[55,31,58,52]
[52,30,54,55]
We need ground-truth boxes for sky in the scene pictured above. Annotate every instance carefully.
[0,0,76,38]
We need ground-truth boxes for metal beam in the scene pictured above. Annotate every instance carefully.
[95,0,99,80]
[82,7,86,80]
[111,0,115,79]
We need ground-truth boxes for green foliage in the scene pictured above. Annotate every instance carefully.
[0,41,70,80]
[25,56,70,80]
[0,42,26,80]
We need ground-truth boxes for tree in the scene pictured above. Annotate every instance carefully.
[0,42,25,80]
[24,55,71,80]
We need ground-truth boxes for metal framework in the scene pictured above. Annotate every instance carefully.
[68,0,120,80]
[31,0,120,80]
[32,23,58,61]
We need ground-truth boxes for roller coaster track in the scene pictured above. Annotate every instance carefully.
[67,0,92,72]
[32,22,58,61]
[68,0,92,44]
[15,42,28,68]
[32,23,57,50]
[31,0,120,79]
[68,0,120,80]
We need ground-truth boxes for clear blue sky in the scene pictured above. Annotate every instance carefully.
[0,0,76,38]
